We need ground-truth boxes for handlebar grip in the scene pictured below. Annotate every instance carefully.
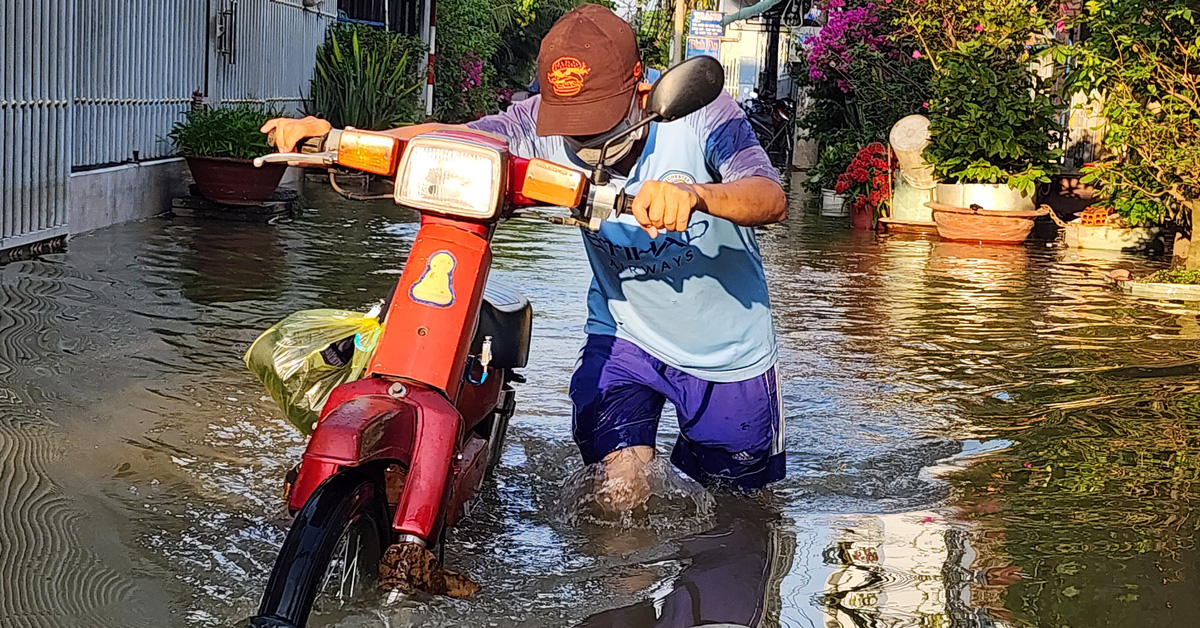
[266,129,327,153]
[618,191,634,216]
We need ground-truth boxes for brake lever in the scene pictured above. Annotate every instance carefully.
[253,152,334,168]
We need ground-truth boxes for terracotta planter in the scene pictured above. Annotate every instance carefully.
[185,156,286,205]
[927,202,1048,244]
[850,202,873,230]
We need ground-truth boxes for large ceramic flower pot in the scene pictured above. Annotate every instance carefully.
[935,183,1035,212]
[186,156,286,205]
[1063,222,1161,251]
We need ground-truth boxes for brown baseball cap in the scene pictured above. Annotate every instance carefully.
[536,4,642,137]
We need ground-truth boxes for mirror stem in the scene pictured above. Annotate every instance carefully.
[590,113,661,186]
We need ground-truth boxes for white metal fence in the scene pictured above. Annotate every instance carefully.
[1,0,73,249]
[1,0,334,252]
[74,0,209,167]
[217,0,335,111]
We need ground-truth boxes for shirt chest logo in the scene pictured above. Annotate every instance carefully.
[660,170,696,184]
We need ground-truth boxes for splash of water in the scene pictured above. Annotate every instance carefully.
[556,456,715,531]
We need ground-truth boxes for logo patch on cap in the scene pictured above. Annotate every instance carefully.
[547,57,591,97]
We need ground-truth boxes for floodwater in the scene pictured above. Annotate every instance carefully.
[1,177,1198,628]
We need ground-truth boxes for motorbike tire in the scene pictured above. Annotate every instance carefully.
[251,471,390,628]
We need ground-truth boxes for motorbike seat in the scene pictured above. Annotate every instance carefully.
[472,281,532,369]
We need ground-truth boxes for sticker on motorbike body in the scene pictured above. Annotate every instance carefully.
[409,251,456,307]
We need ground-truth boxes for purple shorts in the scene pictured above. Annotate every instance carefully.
[569,335,786,491]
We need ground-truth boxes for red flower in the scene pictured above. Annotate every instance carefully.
[835,180,849,194]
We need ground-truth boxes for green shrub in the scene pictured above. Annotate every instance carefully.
[1070,0,1200,240]
[168,105,280,160]
[633,7,672,70]
[434,0,502,121]
[924,43,1062,195]
[1141,268,1200,285]
[307,24,424,130]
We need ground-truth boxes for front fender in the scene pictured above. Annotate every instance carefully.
[288,378,462,541]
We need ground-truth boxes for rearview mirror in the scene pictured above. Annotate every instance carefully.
[587,56,726,185]
[645,56,725,122]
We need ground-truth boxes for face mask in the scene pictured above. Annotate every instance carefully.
[564,95,646,168]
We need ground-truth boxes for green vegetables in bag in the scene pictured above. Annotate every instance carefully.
[245,307,382,434]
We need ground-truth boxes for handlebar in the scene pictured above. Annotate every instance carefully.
[255,130,336,168]
[254,125,632,231]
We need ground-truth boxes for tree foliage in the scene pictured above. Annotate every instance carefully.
[1069,0,1200,235]
[891,0,1064,193]
[924,42,1062,194]
[793,0,934,192]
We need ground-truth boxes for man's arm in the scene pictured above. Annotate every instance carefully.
[261,117,475,151]
[630,177,787,238]
[262,99,535,157]
[629,92,788,237]
[693,177,787,226]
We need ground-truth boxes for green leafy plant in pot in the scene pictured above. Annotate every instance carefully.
[169,105,286,205]
[924,42,1062,208]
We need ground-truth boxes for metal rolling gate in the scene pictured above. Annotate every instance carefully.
[0,0,332,254]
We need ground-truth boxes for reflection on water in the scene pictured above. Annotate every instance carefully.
[578,499,795,628]
[1,180,1199,626]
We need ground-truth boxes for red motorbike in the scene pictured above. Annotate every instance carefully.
[247,56,723,628]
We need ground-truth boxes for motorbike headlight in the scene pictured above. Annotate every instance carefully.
[395,134,507,220]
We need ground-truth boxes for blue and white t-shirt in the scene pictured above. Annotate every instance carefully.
[468,91,779,383]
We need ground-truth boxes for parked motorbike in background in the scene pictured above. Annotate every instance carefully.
[245,56,726,628]
[741,94,795,169]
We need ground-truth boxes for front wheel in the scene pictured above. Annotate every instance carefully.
[251,471,390,628]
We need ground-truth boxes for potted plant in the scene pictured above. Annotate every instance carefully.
[836,143,895,230]
[923,42,1062,212]
[893,0,1064,212]
[169,105,285,205]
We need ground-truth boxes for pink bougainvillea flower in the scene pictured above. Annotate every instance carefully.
[912,50,922,59]
[922,101,929,108]
[975,23,984,32]
[1056,20,1066,31]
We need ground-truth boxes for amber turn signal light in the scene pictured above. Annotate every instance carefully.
[336,129,402,176]
[522,159,586,208]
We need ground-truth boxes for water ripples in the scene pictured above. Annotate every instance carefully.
[3,182,1200,626]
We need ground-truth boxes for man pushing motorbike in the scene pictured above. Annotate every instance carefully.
[265,4,788,512]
